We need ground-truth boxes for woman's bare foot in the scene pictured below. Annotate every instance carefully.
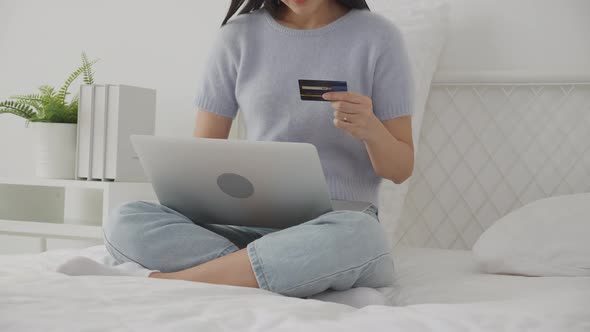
[148,249,259,288]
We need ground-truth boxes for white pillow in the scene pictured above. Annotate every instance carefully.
[369,0,450,243]
[473,193,590,277]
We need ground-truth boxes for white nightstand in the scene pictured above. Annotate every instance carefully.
[0,177,157,254]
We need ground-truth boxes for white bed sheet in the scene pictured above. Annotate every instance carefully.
[385,246,590,305]
[1,246,589,331]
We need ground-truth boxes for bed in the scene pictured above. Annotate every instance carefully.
[2,82,590,330]
[0,245,589,331]
[388,247,590,306]
[2,1,590,331]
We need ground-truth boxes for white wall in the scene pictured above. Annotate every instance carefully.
[0,0,229,177]
[1,0,589,177]
[437,0,590,82]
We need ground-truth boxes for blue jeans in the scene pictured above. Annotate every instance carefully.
[103,200,394,298]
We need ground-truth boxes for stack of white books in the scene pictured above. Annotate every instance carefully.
[75,84,156,182]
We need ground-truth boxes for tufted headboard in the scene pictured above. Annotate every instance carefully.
[393,82,590,249]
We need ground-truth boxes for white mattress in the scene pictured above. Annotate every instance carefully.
[383,247,590,305]
[1,246,589,331]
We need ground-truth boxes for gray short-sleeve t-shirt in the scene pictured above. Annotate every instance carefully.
[195,8,414,207]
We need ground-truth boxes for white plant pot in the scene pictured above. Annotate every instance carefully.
[32,122,77,179]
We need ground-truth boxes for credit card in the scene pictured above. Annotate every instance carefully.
[298,79,348,101]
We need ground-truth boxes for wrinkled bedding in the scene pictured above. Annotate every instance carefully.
[1,246,588,332]
[388,247,590,305]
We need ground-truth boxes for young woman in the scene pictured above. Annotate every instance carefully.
[103,0,414,298]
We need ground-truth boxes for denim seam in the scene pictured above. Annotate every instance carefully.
[355,252,394,286]
[362,206,379,221]
[104,229,239,269]
[277,252,392,294]
[218,244,240,258]
[102,230,143,266]
[247,242,270,291]
[185,243,239,267]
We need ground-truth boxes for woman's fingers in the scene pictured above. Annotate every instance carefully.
[323,91,365,104]
[333,116,356,129]
[330,101,363,114]
[323,91,376,140]
[333,110,358,123]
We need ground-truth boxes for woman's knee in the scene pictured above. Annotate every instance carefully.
[103,200,238,271]
[110,200,167,221]
[104,200,159,239]
[103,200,179,265]
[323,211,391,256]
[325,211,394,285]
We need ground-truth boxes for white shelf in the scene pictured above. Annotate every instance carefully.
[0,176,149,189]
[0,219,102,239]
[0,177,156,253]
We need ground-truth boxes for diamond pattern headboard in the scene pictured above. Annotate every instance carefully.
[394,83,590,249]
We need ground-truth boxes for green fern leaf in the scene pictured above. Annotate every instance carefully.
[10,93,42,102]
[13,98,42,112]
[81,52,99,85]
[69,93,80,106]
[71,91,80,101]
[57,65,86,104]
[57,55,98,104]
[10,94,43,111]
[0,109,29,118]
[39,85,57,97]
[0,100,36,119]
[3,52,98,124]
[67,95,79,121]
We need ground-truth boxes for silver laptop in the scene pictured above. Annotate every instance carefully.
[130,135,372,229]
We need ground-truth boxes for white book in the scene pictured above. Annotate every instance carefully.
[104,85,156,182]
[90,85,106,180]
[75,85,95,179]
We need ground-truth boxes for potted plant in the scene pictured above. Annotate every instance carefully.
[0,52,98,179]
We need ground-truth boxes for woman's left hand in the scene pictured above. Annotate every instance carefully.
[323,91,382,142]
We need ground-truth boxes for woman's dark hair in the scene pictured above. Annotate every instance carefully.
[222,0,370,26]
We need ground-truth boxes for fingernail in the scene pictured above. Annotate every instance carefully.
[322,93,329,99]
